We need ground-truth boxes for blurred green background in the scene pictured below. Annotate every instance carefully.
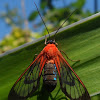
[0,0,100,54]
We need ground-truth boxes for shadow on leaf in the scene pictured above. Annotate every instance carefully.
[37,85,68,100]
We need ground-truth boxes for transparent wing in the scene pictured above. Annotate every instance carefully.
[57,54,90,100]
[8,54,44,100]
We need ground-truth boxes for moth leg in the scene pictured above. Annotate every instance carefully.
[71,61,80,67]
[60,50,80,62]
[33,54,38,61]
[45,35,47,45]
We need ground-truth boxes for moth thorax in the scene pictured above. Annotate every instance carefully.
[43,63,57,92]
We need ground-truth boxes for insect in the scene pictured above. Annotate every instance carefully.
[8,1,90,100]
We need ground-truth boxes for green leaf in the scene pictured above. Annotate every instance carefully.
[28,11,38,21]
[40,1,47,9]
[71,0,86,9]
[0,13,100,100]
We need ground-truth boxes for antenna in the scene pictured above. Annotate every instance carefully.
[54,9,78,40]
[33,1,50,39]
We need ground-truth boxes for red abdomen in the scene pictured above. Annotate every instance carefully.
[43,63,57,92]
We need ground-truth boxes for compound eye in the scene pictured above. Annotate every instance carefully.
[46,41,49,44]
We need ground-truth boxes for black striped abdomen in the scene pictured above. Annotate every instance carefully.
[43,63,57,92]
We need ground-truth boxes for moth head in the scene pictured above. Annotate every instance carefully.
[46,40,58,46]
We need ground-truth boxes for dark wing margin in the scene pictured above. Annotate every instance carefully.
[8,55,43,100]
[58,54,91,100]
